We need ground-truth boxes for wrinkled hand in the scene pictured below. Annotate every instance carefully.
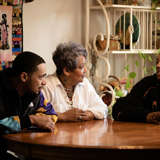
[58,108,94,122]
[29,115,55,132]
[80,110,94,121]
[146,112,160,124]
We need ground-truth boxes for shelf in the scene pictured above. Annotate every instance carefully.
[90,4,160,10]
[109,49,158,54]
[89,4,160,52]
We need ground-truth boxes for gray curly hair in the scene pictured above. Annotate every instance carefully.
[52,42,87,75]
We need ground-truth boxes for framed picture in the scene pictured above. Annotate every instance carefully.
[0,5,12,62]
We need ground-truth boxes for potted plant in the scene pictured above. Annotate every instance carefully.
[123,50,160,92]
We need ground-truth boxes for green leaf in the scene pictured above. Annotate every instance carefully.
[138,51,146,60]
[152,65,156,73]
[138,51,143,58]
[144,67,147,75]
[115,90,124,97]
[124,65,129,72]
[125,79,131,89]
[157,49,160,54]
[135,60,139,67]
[148,55,153,62]
[143,54,147,60]
[128,72,136,79]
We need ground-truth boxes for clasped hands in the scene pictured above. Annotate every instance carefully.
[58,108,94,122]
[146,112,160,124]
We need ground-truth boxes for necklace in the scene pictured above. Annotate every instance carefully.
[64,87,73,92]
[64,87,74,100]
[58,75,74,101]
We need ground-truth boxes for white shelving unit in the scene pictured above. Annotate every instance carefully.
[85,0,160,52]
[84,0,159,91]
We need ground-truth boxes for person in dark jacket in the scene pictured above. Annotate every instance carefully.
[112,54,160,124]
[0,51,57,159]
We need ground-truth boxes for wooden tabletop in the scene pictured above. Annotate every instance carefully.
[2,119,160,160]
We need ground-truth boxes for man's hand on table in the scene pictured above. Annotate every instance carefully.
[29,115,55,132]
[146,112,160,124]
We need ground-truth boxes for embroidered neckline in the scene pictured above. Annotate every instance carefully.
[64,87,74,101]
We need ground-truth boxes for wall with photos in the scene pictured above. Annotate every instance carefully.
[0,0,23,70]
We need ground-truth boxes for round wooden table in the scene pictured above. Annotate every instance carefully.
[2,118,160,160]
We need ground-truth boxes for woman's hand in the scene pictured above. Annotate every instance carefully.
[58,108,94,122]
[79,110,94,121]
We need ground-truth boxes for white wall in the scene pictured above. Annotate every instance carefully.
[23,0,82,74]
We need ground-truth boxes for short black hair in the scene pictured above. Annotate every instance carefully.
[52,42,87,75]
[12,51,45,75]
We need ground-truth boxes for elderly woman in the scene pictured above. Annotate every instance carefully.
[42,42,107,122]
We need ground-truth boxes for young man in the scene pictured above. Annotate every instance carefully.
[112,54,160,124]
[0,51,57,159]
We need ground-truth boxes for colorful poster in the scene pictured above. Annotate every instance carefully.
[0,6,12,62]
[12,6,22,56]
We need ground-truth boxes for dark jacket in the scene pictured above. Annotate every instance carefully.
[0,68,57,159]
[0,68,56,133]
[112,74,160,122]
